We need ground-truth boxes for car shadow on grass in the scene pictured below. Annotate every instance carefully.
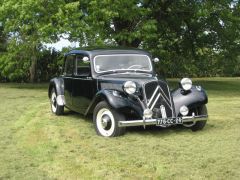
[126,125,188,135]
[61,110,215,136]
[126,122,215,136]
[63,110,93,123]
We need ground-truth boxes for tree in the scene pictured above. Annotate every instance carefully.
[0,0,67,82]
[143,0,240,77]
[61,0,240,77]
[0,23,7,53]
[58,0,157,47]
[0,0,239,82]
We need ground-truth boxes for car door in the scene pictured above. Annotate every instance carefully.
[72,54,96,114]
[63,54,75,109]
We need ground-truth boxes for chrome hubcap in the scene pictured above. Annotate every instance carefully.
[101,115,111,129]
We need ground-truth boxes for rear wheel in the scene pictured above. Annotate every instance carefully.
[183,105,207,131]
[93,101,126,137]
[50,89,64,115]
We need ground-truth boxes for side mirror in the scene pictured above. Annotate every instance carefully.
[153,58,160,63]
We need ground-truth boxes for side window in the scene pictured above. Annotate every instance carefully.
[64,55,75,76]
[76,55,91,77]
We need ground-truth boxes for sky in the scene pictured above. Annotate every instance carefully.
[44,37,79,51]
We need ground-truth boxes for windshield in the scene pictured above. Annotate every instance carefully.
[93,54,152,73]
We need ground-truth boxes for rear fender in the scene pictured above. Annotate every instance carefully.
[48,77,64,97]
[84,89,142,116]
[172,86,208,116]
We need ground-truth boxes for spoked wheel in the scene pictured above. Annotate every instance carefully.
[183,105,207,131]
[93,101,125,137]
[50,89,64,115]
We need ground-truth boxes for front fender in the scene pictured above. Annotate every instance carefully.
[85,89,142,116]
[172,86,208,116]
[48,77,64,98]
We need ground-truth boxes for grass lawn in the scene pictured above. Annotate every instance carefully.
[0,78,240,179]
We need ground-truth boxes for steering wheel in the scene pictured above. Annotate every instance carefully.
[127,64,143,69]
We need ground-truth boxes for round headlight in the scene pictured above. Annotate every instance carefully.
[180,105,189,116]
[123,81,137,94]
[180,78,192,91]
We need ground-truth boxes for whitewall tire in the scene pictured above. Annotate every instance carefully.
[93,101,126,137]
[50,89,64,115]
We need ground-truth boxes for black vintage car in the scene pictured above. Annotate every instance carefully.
[49,48,208,137]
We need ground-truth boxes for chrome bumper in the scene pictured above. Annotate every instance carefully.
[118,114,208,127]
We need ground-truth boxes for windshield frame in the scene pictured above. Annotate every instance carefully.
[93,54,153,74]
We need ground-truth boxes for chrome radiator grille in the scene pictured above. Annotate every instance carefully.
[143,81,175,118]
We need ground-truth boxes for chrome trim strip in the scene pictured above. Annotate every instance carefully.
[119,119,158,127]
[159,86,170,102]
[63,77,93,80]
[167,85,174,117]
[118,115,208,127]
[147,86,160,106]
[142,80,157,103]
[150,93,161,110]
[158,91,172,109]
[181,114,208,122]
[158,86,171,107]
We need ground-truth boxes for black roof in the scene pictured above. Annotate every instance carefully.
[65,47,151,57]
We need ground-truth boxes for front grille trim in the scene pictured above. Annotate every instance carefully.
[143,80,175,118]
[147,86,160,107]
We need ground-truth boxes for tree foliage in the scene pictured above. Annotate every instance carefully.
[0,0,239,82]
[0,0,65,81]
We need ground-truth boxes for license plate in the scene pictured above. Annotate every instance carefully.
[156,117,183,126]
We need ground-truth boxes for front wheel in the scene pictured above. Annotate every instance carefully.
[184,105,207,131]
[93,101,126,137]
[50,89,64,115]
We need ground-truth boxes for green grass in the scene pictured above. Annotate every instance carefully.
[0,78,240,179]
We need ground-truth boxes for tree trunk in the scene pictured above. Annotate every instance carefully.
[29,46,37,83]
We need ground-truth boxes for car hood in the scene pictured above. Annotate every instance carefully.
[97,73,158,91]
